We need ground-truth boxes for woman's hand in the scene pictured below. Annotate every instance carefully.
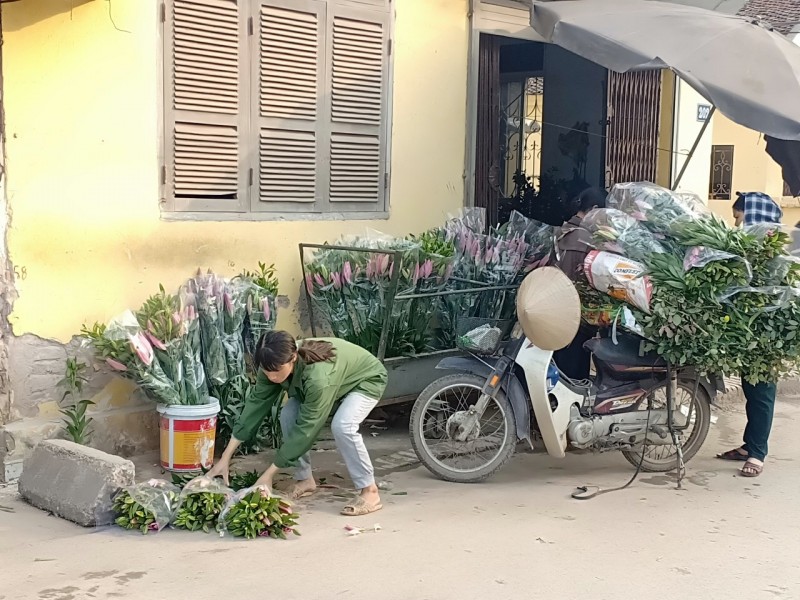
[207,437,242,486]
[206,458,231,485]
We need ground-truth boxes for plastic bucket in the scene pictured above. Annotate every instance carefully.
[157,399,220,472]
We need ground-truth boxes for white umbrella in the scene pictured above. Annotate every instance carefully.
[529,0,800,142]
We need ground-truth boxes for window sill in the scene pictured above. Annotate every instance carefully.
[160,211,390,223]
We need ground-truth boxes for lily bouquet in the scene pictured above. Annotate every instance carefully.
[436,209,553,348]
[82,310,187,406]
[237,262,280,374]
[304,230,455,357]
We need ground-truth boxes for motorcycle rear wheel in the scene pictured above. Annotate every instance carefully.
[410,373,517,483]
[621,378,712,472]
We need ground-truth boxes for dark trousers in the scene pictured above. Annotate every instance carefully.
[741,378,777,461]
[554,326,594,381]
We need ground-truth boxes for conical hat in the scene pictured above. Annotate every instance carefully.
[516,267,581,351]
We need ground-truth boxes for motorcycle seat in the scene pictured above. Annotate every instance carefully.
[584,335,667,368]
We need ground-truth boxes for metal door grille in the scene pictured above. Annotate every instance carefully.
[605,70,662,188]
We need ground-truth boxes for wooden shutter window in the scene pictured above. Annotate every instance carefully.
[165,0,248,211]
[164,0,392,215]
[326,8,389,208]
[254,0,325,211]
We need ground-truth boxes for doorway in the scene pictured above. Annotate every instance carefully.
[473,33,663,228]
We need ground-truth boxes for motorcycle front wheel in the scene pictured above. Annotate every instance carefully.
[410,373,517,483]
[621,378,712,472]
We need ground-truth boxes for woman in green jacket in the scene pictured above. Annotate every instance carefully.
[207,331,388,516]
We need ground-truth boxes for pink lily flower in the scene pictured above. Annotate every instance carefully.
[314,273,325,287]
[422,259,433,279]
[330,272,342,290]
[106,358,128,372]
[388,261,394,279]
[305,274,315,297]
[130,333,154,367]
[343,261,353,285]
[144,331,167,351]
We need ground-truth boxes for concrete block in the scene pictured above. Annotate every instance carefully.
[18,440,135,527]
[0,403,158,483]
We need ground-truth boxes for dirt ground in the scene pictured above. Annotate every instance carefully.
[1,395,799,600]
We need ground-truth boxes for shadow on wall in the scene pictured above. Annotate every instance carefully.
[2,0,95,32]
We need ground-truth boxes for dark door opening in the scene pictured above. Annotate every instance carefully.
[473,34,663,228]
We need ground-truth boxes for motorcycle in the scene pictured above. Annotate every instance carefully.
[410,311,725,485]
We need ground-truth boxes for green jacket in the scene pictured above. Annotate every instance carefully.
[232,338,388,468]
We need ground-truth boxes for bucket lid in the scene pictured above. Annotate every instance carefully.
[157,398,221,416]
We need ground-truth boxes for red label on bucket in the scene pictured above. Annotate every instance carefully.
[160,415,217,471]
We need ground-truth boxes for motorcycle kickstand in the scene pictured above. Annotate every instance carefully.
[666,364,685,490]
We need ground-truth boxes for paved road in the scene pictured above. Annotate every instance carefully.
[1,394,798,600]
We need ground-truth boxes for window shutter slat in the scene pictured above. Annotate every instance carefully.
[325,6,390,209]
[164,0,249,212]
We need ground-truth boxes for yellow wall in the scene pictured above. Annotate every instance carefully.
[710,113,786,200]
[2,0,469,342]
[708,113,800,226]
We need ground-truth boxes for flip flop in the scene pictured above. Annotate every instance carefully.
[340,496,383,517]
[740,460,763,478]
[716,448,748,461]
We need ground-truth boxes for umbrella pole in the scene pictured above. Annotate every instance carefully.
[671,105,716,190]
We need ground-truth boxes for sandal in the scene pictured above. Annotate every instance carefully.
[740,459,763,478]
[340,496,383,517]
[290,484,317,500]
[716,448,749,462]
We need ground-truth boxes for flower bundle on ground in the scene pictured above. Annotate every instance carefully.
[172,478,233,534]
[221,487,300,540]
[112,480,180,534]
[581,183,800,383]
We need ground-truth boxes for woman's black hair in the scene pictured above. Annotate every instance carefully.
[732,194,745,213]
[254,331,335,371]
[567,187,607,217]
